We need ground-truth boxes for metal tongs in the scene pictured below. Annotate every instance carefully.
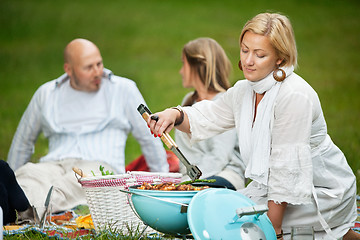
[137,104,202,181]
[40,186,53,228]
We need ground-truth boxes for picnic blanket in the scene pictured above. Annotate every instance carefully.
[4,225,94,239]
[354,195,360,232]
[3,206,95,239]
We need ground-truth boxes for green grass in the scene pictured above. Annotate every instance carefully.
[3,227,175,240]
[0,0,359,188]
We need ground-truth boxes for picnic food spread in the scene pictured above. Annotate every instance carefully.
[137,182,210,191]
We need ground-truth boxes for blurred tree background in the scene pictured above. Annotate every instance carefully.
[0,0,359,188]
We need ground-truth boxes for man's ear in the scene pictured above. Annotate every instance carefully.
[64,63,72,77]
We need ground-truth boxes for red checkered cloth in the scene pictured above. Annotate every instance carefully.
[126,150,180,173]
[79,176,130,188]
[46,229,94,238]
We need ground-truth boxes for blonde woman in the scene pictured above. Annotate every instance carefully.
[148,14,359,239]
[175,38,245,190]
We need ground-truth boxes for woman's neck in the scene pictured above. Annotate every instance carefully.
[197,91,217,101]
[253,92,265,123]
[194,82,218,101]
[192,76,218,101]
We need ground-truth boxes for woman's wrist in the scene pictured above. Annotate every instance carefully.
[276,230,283,239]
[172,105,184,126]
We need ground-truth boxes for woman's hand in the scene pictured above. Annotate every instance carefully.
[147,108,180,137]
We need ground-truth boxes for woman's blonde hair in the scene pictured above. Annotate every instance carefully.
[239,13,297,68]
[182,37,232,106]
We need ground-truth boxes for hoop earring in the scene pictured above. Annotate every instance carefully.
[238,60,243,71]
[273,68,286,82]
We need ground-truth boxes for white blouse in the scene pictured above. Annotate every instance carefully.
[183,72,357,238]
[175,92,246,187]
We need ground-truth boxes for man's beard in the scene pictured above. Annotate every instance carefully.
[71,70,101,92]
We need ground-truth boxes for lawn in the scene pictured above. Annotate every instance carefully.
[1,0,360,239]
[0,1,359,192]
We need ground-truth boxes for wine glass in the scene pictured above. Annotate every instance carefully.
[291,226,314,240]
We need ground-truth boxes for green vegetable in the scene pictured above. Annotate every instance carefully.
[177,179,216,186]
[91,165,114,176]
[99,165,114,176]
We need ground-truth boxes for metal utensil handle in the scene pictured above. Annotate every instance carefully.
[231,205,269,224]
[40,186,54,228]
[172,147,202,180]
[236,205,268,218]
[119,189,188,207]
[137,104,202,181]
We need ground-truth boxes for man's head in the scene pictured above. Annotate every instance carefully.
[63,38,104,92]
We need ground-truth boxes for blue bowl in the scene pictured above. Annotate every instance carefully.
[129,186,199,236]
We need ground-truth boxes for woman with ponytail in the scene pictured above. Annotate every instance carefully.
[175,38,246,190]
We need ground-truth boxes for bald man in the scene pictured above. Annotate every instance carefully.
[7,38,168,214]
